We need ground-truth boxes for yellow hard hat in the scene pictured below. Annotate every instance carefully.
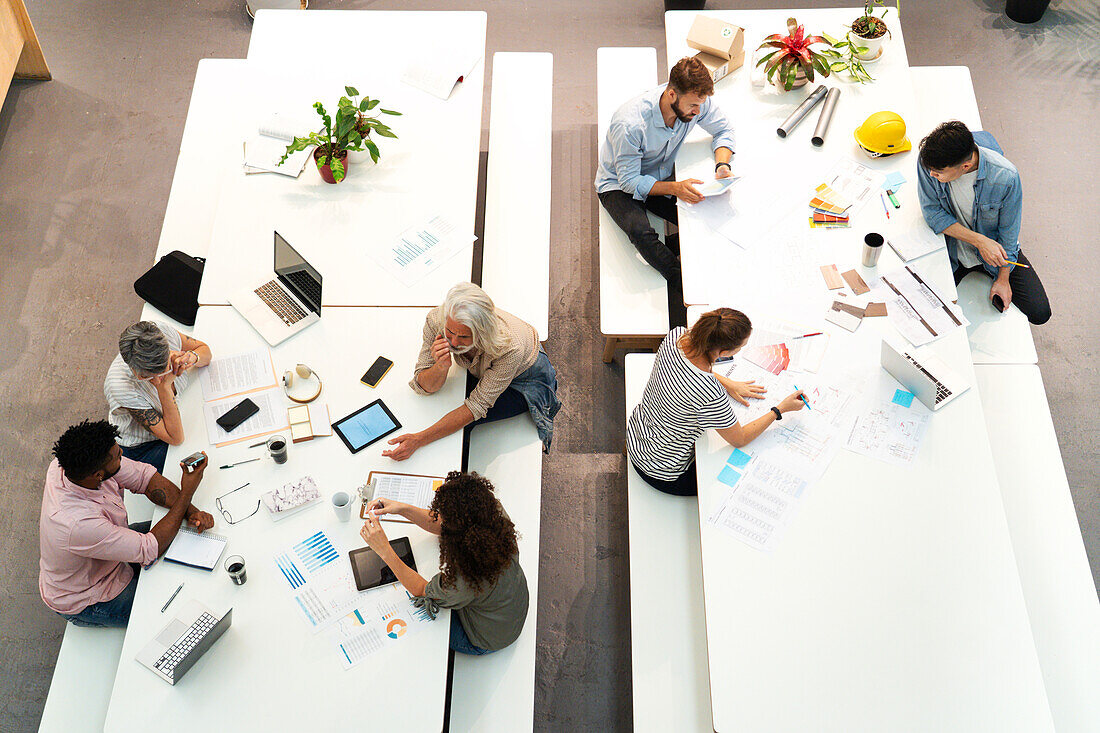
[853,111,912,157]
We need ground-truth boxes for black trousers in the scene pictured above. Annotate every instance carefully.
[633,461,698,497]
[953,249,1051,325]
[597,189,687,326]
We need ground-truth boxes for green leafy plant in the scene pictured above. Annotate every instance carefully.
[819,33,876,84]
[279,85,401,183]
[756,17,832,91]
[851,0,899,39]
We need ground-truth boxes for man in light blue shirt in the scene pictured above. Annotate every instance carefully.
[596,57,736,287]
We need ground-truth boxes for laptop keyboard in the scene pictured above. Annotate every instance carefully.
[282,270,321,307]
[255,281,308,325]
[904,353,953,404]
[154,612,217,679]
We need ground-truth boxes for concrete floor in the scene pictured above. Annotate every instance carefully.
[1,0,1096,730]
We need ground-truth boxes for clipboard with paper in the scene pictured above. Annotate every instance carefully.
[359,470,445,522]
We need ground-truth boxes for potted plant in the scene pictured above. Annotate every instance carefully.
[756,17,833,91]
[280,86,401,184]
[848,1,898,63]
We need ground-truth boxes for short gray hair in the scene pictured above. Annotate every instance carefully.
[443,283,511,359]
[119,322,170,377]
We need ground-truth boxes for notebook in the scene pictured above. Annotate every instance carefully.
[164,527,229,571]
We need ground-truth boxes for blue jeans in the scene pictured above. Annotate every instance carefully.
[60,522,150,628]
[449,613,493,656]
[121,439,168,474]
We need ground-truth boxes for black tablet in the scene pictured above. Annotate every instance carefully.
[332,399,401,454]
[348,537,417,591]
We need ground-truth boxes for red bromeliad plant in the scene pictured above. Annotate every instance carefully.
[756,17,833,91]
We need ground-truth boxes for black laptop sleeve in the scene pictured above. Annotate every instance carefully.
[133,251,206,326]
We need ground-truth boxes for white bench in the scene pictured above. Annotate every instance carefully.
[598,48,669,363]
[975,365,1100,732]
[624,353,713,732]
[480,52,553,340]
[910,66,1037,364]
[449,418,543,732]
[39,626,126,733]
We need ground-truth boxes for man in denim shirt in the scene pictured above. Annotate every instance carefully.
[916,121,1050,324]
[595,57,736,289]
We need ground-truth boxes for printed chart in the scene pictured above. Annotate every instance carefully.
[273,530,359,632]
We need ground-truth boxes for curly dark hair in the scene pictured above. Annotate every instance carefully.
[53,420,119,481]
[430,471,518,593]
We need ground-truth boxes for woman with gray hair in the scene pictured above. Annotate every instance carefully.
[103,321,211,472]
[383,282,561,461]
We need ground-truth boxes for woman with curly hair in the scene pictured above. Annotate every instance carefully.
[360,471,529,655]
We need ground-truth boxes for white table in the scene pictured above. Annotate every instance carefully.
[670,9,1053,732]
[153,11,487,307]
[104,306,467,732]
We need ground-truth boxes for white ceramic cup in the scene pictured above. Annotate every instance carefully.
[332,491,353,522]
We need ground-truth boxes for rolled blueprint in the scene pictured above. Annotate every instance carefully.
[811,87,842,147]
[776,85,828,138]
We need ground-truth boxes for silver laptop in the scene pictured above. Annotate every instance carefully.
[880,340,969,411]
[136,600,231,685]
[229,231,322,346]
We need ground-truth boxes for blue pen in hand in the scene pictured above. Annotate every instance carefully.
[792,385,812,410]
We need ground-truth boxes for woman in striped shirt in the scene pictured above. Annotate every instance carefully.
[628,308,805,496]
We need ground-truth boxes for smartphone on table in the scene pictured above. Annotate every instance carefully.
[361,357,394,388]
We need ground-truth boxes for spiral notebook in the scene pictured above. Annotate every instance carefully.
[163,527,229,571]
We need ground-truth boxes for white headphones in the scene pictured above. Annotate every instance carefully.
[282,364,323,404]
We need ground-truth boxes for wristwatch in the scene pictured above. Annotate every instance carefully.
[770,406,782,420]
[715,161,732,173]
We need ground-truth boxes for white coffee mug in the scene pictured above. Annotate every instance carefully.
[331,491,353,523]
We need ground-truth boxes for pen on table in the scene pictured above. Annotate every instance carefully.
[220,457,260,470]
[248,440,268,448]
[1004,260,1031,269]
[791,332,823,339]
[792,385,812,410]
[161,583,184,613]
[880,192,891,219]
[886,189,900,208]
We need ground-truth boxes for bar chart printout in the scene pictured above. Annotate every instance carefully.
[273,530,359,632]
[371,214,476,287]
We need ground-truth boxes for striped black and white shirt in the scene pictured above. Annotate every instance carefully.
[628,328,738,481]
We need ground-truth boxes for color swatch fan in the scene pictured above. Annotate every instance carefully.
[742,343,791,375]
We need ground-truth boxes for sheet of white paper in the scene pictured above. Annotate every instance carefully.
[824,158,887,215]
[371,474,440,513]
[243,135,311,176]
[844,398,931,466]
[273,530,360,632]
[199,349,277,401]
[329,585,436,669]
[706,456,811,552]
[825,308,862,332]
[203,387,289,446]
[717,359,796,424]
[787,333,830,372]
[881,266,969,346]
[742,408,844,481]
[368,214,476,287]
[402,47,482,100]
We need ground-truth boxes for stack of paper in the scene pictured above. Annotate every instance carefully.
[243,113,315,176]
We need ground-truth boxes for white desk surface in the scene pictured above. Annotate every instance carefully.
[670,9,1052,732]
[104,306,467,733]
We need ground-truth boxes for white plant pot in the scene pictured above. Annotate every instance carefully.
[850,18,890,63]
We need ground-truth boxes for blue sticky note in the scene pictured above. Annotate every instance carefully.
[717,465,741,487]
[726,448,752,468]
[892,389,915,408]
[882,171,908,191]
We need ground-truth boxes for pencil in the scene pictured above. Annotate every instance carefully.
[1005,260,1031,268]
[880,192,890,219]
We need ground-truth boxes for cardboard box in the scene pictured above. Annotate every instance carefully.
[686,15,745,62]
[694,50,745,84]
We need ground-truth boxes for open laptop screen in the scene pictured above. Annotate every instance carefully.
[274,231,323,314]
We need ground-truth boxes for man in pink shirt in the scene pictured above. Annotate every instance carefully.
[39,420,215,627]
